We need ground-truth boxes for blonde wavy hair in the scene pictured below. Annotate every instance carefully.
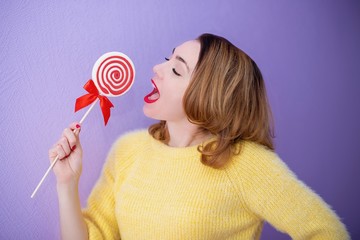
[149,33,274,168]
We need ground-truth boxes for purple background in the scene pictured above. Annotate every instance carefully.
[1,1,359,239]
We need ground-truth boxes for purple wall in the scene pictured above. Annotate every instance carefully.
[1,1,359,239]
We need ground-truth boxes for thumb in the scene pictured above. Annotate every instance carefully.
[69,122,82,136]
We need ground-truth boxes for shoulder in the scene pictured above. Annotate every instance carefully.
[226,141,296,181]
[232,141,279,166]
[112,129,150,152]
[105,129,150,169]
[116,128,150,142]
[238,141,277,159]
[225,141,300,204]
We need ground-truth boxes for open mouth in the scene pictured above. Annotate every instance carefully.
[144,79,160,103]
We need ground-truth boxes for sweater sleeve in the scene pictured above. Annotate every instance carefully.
[228,142,350,240]
[82,136,135,240]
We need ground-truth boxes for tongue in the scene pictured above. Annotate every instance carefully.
[149,92,160,100]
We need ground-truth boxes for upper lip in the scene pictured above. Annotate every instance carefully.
[151,79,159,93]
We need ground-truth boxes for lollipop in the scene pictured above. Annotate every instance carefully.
[74,52,135,125]
[31,52,135,198]
[93,52,134,97]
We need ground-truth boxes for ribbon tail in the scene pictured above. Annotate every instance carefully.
[99,96,114,125]
[75,94,98,112]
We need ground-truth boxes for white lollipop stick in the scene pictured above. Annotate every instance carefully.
[30,99,98,198]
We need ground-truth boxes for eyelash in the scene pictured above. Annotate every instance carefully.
[165,57,181,76]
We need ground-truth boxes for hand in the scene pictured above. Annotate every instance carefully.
[49,122,83,185]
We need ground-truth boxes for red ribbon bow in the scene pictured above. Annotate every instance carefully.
[75,80,114,125]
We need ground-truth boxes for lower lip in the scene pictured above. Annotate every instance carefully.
[144,88,159,103]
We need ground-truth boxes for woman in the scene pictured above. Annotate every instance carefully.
[50,33,349,239]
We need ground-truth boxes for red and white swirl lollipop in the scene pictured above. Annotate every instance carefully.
[31,52,135,198]
[71,52,135,126]
[93,52,135,97]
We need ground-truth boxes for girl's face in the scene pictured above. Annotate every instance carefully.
[143,40,200,122]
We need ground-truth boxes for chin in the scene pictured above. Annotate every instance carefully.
[142,105,161,120]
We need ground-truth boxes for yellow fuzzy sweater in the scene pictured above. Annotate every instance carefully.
[82,130,349,239]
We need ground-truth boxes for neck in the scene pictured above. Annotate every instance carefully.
[166,120,212,147]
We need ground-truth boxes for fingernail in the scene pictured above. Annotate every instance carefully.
[76,124,81,129]
[71,145,76,151]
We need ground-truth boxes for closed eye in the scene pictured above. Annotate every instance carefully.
[165,57,181,76]
[172,68,181,76]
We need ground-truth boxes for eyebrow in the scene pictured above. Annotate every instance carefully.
[172,47,190,73]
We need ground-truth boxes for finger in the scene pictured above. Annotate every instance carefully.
[69,122,81,136]
[55,144,67,160]
[49,146,58,161]
[62,128,77,150]
[56,136,71,157]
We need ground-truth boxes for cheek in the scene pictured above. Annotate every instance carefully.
[161,87,187,113]
[176,80,190,96]
[164,87,186,106]
[163,79,187,98]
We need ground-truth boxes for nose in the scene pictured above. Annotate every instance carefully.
[152,63,160,75]
[152,60,166,78]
